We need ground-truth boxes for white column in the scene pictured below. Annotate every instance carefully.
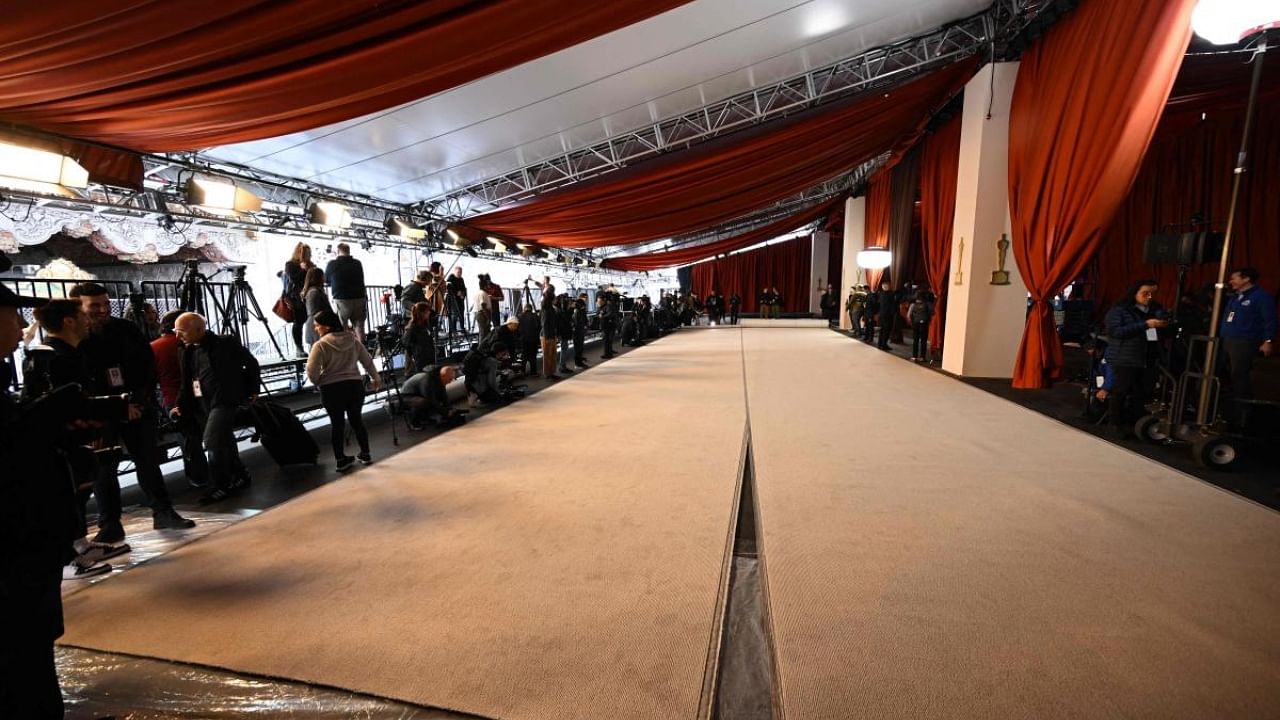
[809,230,830,315]
[839,197,865,329]
[941,62,1029,378]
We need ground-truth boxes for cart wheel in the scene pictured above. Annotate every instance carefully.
[1192,435,1239,469]
[1134,414,1168,443]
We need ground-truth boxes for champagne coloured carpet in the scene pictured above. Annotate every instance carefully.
[742,328,1280,720]
[61,329,749,720]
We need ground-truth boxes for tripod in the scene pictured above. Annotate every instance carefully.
[176,260,286,360]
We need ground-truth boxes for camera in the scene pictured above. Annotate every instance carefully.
[26,383,130,432]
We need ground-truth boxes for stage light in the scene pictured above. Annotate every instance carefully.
[855,247,891,270]
[186,177,261,214]
[0,141,89,190]
[359,238,373,251]
[310,201,352,229]
[385,216,427,240]
[1192,1,1279,45]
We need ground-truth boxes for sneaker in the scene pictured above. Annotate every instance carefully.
[153,508,196,530]
[64,558,112,581]
[548,374,563,381]
[357,453,373,466]
[198,487,234,505]
[336,456,356,471]
[575,361,589,368]
[229,473,251,492]
[558,367,573,375]
[187,475,210,489]
[79,541,132,564]
[92,522,126,545]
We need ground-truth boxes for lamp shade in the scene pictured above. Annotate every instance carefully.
[855,247,892,270]
[1191,0,1280,45]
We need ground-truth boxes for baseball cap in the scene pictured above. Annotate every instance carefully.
[0,284,47,308]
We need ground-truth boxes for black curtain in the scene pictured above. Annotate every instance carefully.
[888,147,921,289]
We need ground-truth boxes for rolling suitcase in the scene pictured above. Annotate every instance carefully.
[247,400,319,466]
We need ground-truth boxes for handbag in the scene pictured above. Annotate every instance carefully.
[272,293,295,323]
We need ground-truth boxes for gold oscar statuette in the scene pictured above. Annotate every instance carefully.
[954,237,965,286]
[990,233,1011,285]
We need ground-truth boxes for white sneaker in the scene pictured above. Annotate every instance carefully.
[64,558,112,581]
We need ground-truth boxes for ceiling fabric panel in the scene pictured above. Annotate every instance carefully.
[462,59,975,249]
[0,0,691,152]
[602,194,847,272]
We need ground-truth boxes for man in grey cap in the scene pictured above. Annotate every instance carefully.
[1,284,79,715]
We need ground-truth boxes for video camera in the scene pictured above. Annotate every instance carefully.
[25,383,130,433]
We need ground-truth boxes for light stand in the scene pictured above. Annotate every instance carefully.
[1193,32,1270,428]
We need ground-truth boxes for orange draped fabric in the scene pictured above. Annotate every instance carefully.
[1092,54,1280,312]
[862,170,892,288]
[601,194,845,272]
[466,60,975,249]
[690,236,811,313]
[1007,0,1196,389]
[919,113,962,351]
[0,0,690,152]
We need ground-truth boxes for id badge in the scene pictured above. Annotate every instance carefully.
[1226,311,1235,323]
[1146,328,1159,341]
[1096,376,1105,388]
[192,379,203,398]
[107,366,125,387]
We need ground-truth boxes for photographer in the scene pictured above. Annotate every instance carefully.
[598,293,618,359]
[573,293,589,369]
[463,325,509,405]
[446,266,467,335]
[473,273,493,342]
[540,284,560,380]
[1104,279,1168,439]
[401,364,463,429]
[22,300,133,578]
[175,312,260,502]
[402,301,437,374]
[71,282,195,541]
[1,286,90,716]
[518,303,541,376]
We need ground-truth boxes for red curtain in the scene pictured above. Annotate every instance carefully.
[466,60,975,248]
[601,194,845,271]
[1007,0,1195,389]
[690,237,811,313]
[1092,54,1280,312]
[862,170,892,288]
[0,0,690,152]
[919,113,962,350]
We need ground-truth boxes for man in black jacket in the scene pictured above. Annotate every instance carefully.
[540,286,560,379]
[445,266,467,336]
[598,293,618,358]
[71,282,194,541]
[573,294,589,368]
[876,282,897,350]
[324,242,367,341]
[1103,280,1168,438]
[728,294,741,325]
[174,312,261,504]
[1,285,81,717]
[518,304,541,375]
[820,283,838,324]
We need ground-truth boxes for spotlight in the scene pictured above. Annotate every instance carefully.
[385,216,426,240]
[157,214,179,233]
[186,177,261,213]
[0,141,89,190]
[359,238,373,251]
[855,247,891,270]
[309,201,352,229]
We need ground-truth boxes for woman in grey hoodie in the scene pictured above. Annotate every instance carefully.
[306,310,382,469]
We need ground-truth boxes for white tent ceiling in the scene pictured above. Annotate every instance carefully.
[204,0,988,207]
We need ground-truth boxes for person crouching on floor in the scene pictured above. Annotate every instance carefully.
[306,309,382,470]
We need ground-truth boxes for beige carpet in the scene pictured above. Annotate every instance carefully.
[61,330,748,720]
[742,328,1280,719]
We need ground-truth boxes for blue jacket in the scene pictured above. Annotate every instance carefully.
[1104,303,1161,369]
[1221,285,1276,342]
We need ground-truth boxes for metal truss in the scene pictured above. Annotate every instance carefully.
[415,0,1057,219]
[600,157,883,260]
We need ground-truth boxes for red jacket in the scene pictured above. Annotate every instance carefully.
[151,332,182,408]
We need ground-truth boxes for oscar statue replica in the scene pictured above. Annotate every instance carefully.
[990,233,1011,285]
